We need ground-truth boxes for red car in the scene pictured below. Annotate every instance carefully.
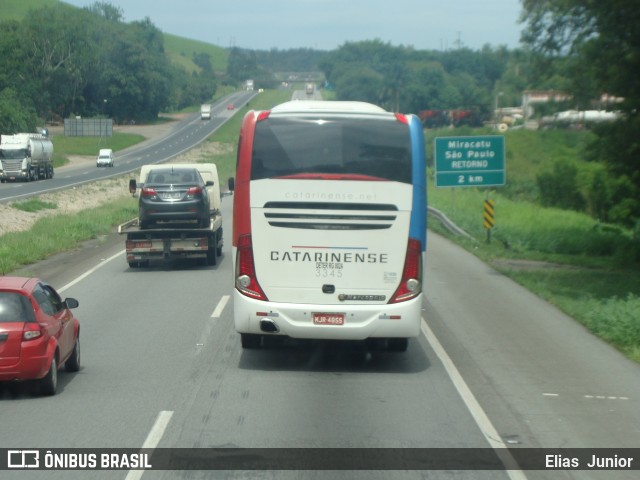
[0,277,81,396]
[226,103,235,110]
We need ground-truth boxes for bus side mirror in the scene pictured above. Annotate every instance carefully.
[228,177,235,192]
[129,179,137,196]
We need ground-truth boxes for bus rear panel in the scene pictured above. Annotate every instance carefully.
[232,101,426,350]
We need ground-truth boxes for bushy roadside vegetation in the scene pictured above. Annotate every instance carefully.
[430,184,639,262]
[427,129,640,362]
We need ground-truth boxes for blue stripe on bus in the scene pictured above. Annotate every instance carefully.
[408,115,427,252]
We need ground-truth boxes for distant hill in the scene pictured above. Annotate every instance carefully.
[1,0,58,20]
[163,33,228,74]
[0,0,228,74]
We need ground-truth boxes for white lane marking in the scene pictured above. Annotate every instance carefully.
[195,296,230,352]
[421,318,528,480]
[542,393,559,397]
[124,410,174,480]
[141,410,174,448]
[585,395,629,400]
[58,250,124,293]
[211,295,230,318]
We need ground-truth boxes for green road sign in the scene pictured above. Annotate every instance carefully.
[434,135,505,187]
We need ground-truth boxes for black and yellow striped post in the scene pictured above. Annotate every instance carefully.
[483,198,495,243]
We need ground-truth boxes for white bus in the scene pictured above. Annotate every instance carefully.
[231,101,427,351]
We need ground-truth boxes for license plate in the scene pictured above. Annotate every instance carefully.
[313,313,344,326]
[161,192,182,200]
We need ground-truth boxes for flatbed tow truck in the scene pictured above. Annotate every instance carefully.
[118,216,223,267]
[118,162,225,268]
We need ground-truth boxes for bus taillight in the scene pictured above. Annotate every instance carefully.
[389,238,422,303]
[257,110,271,122]
[235,234,268,300]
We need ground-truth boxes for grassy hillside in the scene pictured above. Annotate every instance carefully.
[0,0,228,74]
[163,33,228,73]
[1,0,58,20]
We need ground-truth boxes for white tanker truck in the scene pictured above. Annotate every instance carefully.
[0,133,54,182]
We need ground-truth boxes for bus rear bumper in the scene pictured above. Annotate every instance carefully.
[233,291,422,340]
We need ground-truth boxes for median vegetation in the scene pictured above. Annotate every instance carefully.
[51,132,145,167]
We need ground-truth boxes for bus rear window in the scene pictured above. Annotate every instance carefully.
[251,117,412,183]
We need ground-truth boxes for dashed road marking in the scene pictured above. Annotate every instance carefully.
[584,395,629,400]
[124,410,174,480]
[211,295,230,318]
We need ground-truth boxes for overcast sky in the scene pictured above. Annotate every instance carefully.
[63,0,524,51]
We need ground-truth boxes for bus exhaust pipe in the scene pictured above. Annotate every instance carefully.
[260,318,279,333]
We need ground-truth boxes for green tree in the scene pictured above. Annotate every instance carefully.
[335,67,384,105]
[0,88,38,133]
[96,18,172,122]
[226,48,259,84]
[521,0,640,225]
[0,20,40,118]
[319,40,514,121]
[0,2,196,125]
[588,169,612,221]
[537,160,586,211]
[193,53,213,75]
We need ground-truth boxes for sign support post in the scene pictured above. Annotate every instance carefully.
[483,197,495,243]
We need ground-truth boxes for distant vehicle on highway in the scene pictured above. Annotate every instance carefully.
[122,163,223,267]
[231,100,427,351]
[96,148,114,167]
[138,166,211,229]
[0,276,81,396]
[0,133,54,182]
[200,103,212,120]
[226,104,235,110]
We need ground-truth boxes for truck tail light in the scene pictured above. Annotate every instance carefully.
[235,234,267,301]
[389,238,422,303]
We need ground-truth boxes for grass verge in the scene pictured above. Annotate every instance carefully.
[11,198,57,213]
[52,132,145,168]
[1,196,136,275]
[429,179,640,363]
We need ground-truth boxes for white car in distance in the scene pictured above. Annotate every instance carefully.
[96,148,114,167]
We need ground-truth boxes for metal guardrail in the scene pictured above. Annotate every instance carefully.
[427,206,477,242]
